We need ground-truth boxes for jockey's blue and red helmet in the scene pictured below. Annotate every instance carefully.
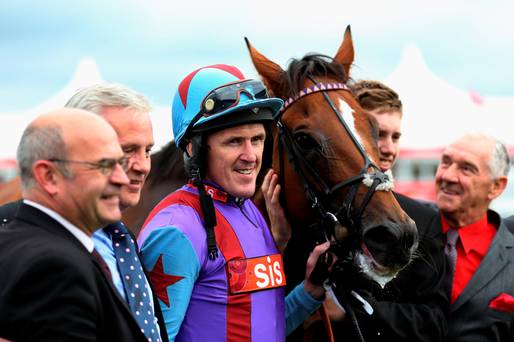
[172,64,283,149]
[171,64,283,260]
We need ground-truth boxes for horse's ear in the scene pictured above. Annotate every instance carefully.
[332,25,354,80]
[245,37,287,98]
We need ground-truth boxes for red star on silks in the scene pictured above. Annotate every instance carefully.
[149,254,184,307]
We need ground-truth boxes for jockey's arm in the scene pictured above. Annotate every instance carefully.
[285,241,332,335]
[139,226,200,342]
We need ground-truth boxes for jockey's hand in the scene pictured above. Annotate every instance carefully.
[304,242,335,300]
[261,169,291,253]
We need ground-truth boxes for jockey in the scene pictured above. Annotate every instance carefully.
[138,64,329,341]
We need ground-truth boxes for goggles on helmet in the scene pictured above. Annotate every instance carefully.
[183,79,271,140]
[201,79,269,117]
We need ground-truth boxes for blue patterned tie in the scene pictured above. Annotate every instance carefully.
[105,222,161,342]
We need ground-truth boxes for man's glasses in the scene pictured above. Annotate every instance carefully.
[48,157,129,175]
[201,79,269,117]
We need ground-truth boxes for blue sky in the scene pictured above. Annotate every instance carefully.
[1,0,513,113]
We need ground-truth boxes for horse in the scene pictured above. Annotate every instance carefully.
[243,26,418,340]
[0,26,418,341]
[0,177,21,207]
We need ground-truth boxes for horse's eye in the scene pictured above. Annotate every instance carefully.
[294,132,320,151]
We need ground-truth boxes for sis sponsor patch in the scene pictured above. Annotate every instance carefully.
[226,254,286,294]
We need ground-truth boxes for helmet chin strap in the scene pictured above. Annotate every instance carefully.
[189,135,218,260]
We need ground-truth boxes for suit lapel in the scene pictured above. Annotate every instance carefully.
[18,204,136,317]
[89,249,135,312]
[452,221,514,311]
[15,203,87,251]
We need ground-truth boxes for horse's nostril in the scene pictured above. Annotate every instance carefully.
[363,222,418,268]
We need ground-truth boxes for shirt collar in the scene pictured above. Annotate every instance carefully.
[187,180,247,205]
[441,213,496,256]
[23,199,95,253]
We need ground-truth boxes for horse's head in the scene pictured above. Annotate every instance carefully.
[246,26,418,286]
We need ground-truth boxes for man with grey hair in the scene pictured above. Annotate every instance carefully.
[0,83,167,341]
[65,83,151,116]
[65,83,167,342]
[434,132,514,340]
[65,83,154,208]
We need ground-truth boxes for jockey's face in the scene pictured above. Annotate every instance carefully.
[204,123,265,198]
[100,106,154,209]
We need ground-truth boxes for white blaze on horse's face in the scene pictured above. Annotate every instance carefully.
[336,98,362,144]
[336,97,396,193]
[336,98,375,164]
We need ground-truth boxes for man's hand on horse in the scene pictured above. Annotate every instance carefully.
[304,241,336,300]
[262,169,291,253]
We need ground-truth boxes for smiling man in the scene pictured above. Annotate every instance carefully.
[435,133,514,341]
[0,84,166,341]
[137,64,331,341]
[0,109,150,341]
[352,80,402,172]
[65,85,154,209]
[64,84,167,341]
[204,124,266,198]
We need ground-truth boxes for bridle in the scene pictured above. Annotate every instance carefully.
[275,77,394,243]
[276,77,396,342]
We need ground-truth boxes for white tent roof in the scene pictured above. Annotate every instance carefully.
[385,45,514,149]
[0,59,172,160]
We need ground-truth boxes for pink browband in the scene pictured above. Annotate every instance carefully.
[282,82,351,112]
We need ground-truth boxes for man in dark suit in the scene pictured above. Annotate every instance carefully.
[0,84,168,341]
[435,133,514,341]
[0,109,148,341]
[328,80,448,341]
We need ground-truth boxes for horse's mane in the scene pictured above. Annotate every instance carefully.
[146,140,187,188]
[284,54,349,97]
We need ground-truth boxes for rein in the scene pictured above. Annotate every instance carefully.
[276,78,392,239]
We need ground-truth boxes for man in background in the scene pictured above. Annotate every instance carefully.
[435,132,514,340]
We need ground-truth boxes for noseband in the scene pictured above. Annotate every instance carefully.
[276,78,393,243]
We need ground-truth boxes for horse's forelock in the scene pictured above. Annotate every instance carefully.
[285,54,348,97]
